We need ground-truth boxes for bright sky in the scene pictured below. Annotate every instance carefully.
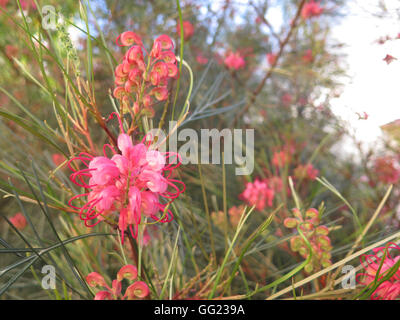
[330,0,400,149]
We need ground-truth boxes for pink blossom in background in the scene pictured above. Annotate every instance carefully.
[302,49,314,63]
[196,54,208,65]
[294,163,319,180]
[9,213,27,230]
[224,51,245,70]
[281,93,293,106]
[240,179,275,211]
[176,21,195,41]
[52,153,66,168]
[383,54,397,65]
[301,1,324,20]
[272,150,291,168]
[357,242,400,300]
[373,156,400,184]
[266,53,277,66]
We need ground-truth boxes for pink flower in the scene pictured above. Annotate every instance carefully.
[383,54,397,65]
[9,213,27,230]
[294,163,319,180]
[224,51,245,70]
[281,93,293,106]
[196,54,209,65]
[302,49,314,63]
[272,150,291,168]
[52,153,66,168]
[239,179,275,211]
[301,1,324,20]
[176,21,195,41]
[373,156,400,184]
[68,115,185,243]
[266,53,277,66]
[357,242,400,300]
[87,265,149,300]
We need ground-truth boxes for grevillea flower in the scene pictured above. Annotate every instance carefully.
[52,153,66,168]
[176,21,195,41]
[196,54,208,65]
[302,49,314,63]
[68,114,185,243]
[357,242,400,300]
[373,156,400,184]
[266,53,277,66]
[272,150,291,168]
[301,1,324,20]
[113,32,178,117]
[224,51,245,70]
[383,54,397,65]
[9,212,27,230]
[87,265,150,300]
[239,179,274,211]
[281,93,293,106]
[294,163,319,180]
[284,207,332,273]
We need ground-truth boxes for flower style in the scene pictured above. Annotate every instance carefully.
[68,115,185,242]
[239,179,274,211]
[357,242,400,300]
[176,21,195,41]
[284,207,332,273]
[301,1,324,20]
[113,31,179,117]
[87,265,150,300]
[224,51,246,70]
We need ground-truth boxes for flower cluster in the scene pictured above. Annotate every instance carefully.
[301,1,324,20]
[284,207,332,273]
[113,32,179,117]
[357,242,400,300]
[68,117,185,242]
[86,265,150,300]
[239,179,275,211]
[373,156,400,184]
[224,51,246,70]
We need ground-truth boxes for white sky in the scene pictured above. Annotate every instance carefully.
[330,0,400,149]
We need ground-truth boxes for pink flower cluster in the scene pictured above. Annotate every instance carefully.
[301,1,324,20]
[113,32,178,117]
[239,179,275,211]
[284,208,332,273]
[224,51,246,70]
[373,156,400,184]
[176,21,195,41]
[87,265,150,300]
[357,242,400,300]
[68,116,185,242]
